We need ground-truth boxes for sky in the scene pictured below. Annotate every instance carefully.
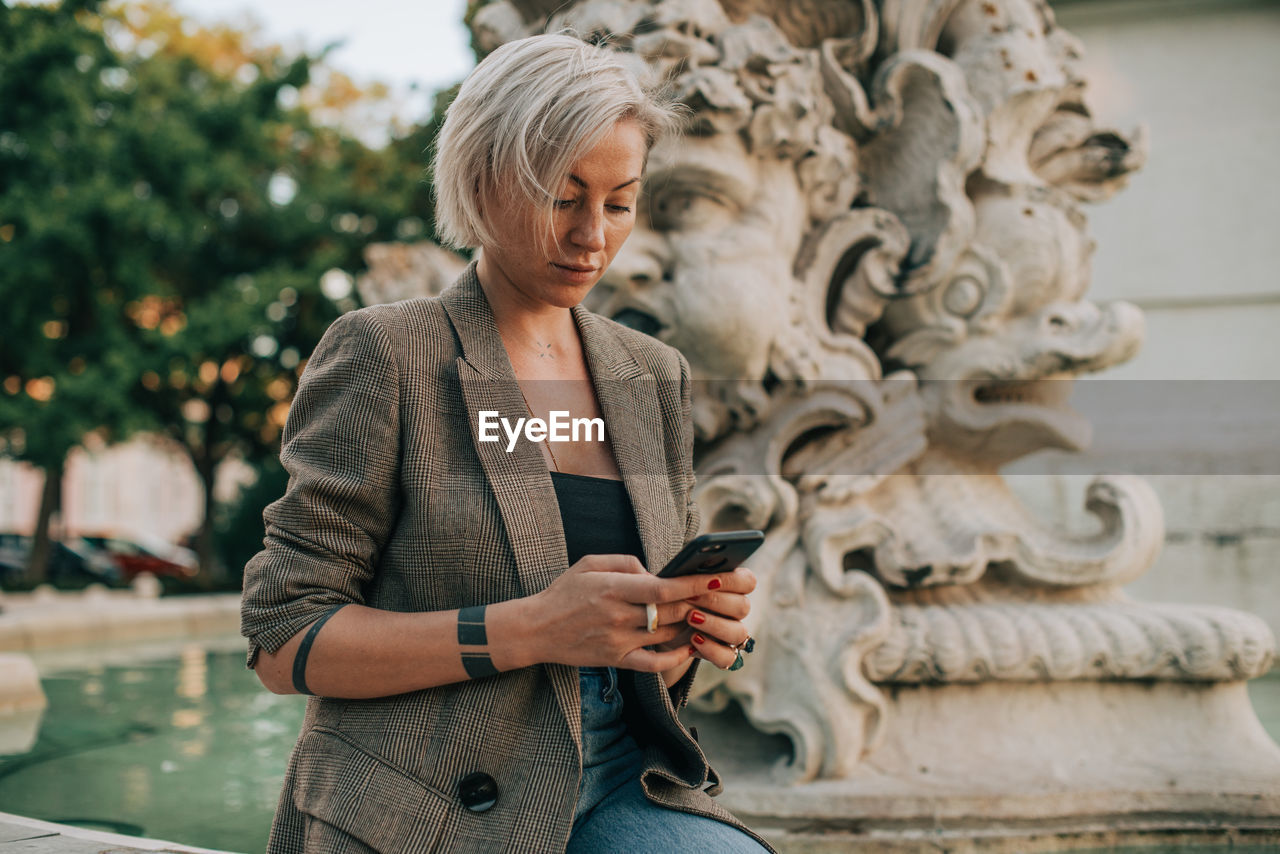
[173,0,475,125]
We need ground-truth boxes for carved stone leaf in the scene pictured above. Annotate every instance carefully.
[673,66,753,133]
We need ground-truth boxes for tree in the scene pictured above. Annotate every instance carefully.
[0,0,159,581]
[0,1,442,582]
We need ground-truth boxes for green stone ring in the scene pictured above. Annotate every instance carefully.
[728,650,745,671]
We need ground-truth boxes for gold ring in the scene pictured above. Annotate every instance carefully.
[645,603,659,634]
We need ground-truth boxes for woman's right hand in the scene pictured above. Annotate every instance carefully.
[525,554,710,673]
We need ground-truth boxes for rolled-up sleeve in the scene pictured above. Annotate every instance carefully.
[240,307,402,668]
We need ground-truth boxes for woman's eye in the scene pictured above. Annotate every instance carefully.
[608,204,632,213]
[554,199,575,209]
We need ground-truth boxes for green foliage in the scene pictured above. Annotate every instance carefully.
[0,1,447,575]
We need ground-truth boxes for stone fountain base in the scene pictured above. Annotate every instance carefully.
[687,678,1280,852]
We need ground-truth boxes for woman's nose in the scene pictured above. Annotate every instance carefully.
[569,208,606,252]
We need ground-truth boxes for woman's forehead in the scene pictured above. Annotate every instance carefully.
[561,120,648,188]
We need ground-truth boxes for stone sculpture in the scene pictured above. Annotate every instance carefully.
[381,0,1280,841]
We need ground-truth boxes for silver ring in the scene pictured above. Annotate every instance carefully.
[645,603,659,634]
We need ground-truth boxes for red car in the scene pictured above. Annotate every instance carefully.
[73,535,198,581]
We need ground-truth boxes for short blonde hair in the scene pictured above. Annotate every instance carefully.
[432,33,682,250]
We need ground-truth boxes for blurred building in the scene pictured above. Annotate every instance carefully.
[0,438,250,547]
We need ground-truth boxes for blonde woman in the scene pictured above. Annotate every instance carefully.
[241,34,772,853]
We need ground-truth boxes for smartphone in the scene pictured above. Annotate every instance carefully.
[657,530,764,579]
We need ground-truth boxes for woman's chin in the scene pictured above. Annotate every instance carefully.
[545,270,604,305]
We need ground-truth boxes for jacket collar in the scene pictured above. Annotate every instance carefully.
[441,262,647,384]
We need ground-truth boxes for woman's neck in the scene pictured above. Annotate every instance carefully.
[476,255,580,365]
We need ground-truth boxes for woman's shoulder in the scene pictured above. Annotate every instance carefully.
[584,310,689,381]
[320,296,455,357]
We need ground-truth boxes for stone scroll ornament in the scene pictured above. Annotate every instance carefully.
[435,0,1277,789]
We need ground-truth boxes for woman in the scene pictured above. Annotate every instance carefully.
[240,33,773,854]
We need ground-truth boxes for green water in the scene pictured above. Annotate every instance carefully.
[0,644,305,853]
[0,647,1276,854]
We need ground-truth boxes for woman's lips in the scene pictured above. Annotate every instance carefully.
[551,262,599,284]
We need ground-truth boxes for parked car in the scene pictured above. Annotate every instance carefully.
[73,534,198,582]
[0,532,124,589]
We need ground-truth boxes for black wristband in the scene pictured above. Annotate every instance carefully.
[292,604,348,696]
[460,652,500,679]
[457,605,489,645]
[457,604,498,679]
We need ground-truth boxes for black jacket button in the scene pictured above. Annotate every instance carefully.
[458,772,499,812]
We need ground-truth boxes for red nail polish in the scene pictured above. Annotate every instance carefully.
[707,579,722,590]
[689,612,706,625]
[693,633,706,644]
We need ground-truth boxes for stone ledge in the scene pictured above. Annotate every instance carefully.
[758,817,1280,853]
[0,592,241,654]
[0,812,234,853]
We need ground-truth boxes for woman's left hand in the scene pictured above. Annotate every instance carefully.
[653,565,755,670]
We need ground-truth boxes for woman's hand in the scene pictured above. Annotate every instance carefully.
[523,555,751,673]
[665,566,755,670]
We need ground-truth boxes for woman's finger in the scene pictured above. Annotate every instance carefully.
[683,589,750,621]
[685,609,749,648]
[636,623,689,647]
[689,631,742,670]
[621,641,696,674]
[638,565,757,606]
[649,625,695,654]
[647,600,694,629]
[700,565,756,593]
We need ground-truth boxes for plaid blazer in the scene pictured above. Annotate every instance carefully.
[241,264,771,853]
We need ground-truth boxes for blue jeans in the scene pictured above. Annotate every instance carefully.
[566,667,768,854]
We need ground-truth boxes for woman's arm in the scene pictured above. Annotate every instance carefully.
[243,313,741,699]
[241,307,404,671]
[252,554,734,698]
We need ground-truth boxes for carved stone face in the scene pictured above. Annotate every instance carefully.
[590,131,807,384]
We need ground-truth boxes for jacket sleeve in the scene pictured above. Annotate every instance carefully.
[240,308,402,668]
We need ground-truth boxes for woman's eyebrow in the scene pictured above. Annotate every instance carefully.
[569,174,641,191]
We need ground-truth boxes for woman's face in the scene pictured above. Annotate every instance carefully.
[477,119,648,311]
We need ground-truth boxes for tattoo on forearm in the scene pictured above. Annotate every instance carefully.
[292,603,348,695]
[457,604,499,679]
